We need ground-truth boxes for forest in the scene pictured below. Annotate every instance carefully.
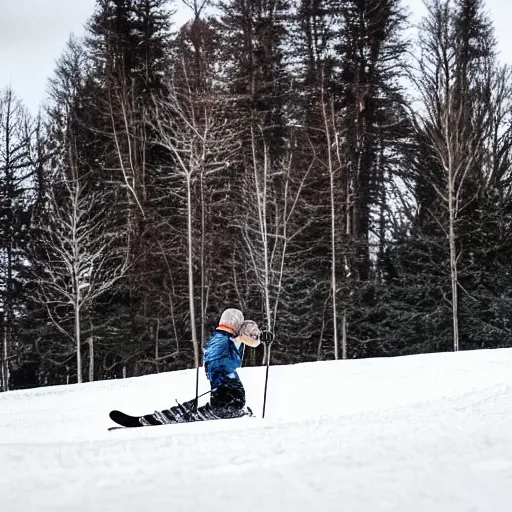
[1,0,511,390]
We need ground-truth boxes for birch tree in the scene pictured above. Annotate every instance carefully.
[238,125,313,362]
[150,77,239,368]
[318,72,345,360]
[174,8,222,347]
[412,0,494,351]
[34,134,129,383]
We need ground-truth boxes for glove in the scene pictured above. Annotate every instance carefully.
[259,330,275,344]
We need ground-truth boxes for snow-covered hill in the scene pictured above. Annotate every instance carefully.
[1,348,512,511]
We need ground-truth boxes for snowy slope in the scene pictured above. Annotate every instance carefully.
[1,348,512,511]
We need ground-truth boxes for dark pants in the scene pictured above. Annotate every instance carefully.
[210,377,245,418]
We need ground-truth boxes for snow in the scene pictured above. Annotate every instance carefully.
[2,349,512,511]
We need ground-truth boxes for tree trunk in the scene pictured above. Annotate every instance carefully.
[342,177,351,361]
[330,166,339,361]
[200,171,206,350]
[155,319,160,373]
[5,238,13,391]
[2,324,8,391]
[88,320,94,382]
[252,131,272,363]
[448,177,459,351]
[186,174,199,368]
[317,298,329,361]
[321,89,339,360]
[341,309,347,359]
[76,301,82,383]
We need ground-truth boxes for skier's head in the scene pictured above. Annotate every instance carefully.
[219,308,244,333]
[239,320,260,341]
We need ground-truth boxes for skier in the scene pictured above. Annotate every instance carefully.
[109,308,261,427]
[201,308,260,419]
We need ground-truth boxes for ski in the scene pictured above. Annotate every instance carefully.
[109,410,150,428]
[109,403,254,430]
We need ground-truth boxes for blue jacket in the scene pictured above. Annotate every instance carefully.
[203,328,245,389]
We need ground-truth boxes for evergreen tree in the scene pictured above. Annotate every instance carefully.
[84,0,176,377]
[0,89,38,390]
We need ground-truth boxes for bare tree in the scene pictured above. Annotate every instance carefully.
[318,73,345,360]
[411,0,494,351]
[150,75,239,368]
[174,8,221,347]
[34,134,129,383]
[239,124,313,362]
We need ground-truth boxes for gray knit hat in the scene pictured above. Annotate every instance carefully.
[219,308,244,332]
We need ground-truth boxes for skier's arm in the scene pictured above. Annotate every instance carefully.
[237,334,261,348]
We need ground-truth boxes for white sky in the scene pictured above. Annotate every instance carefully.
[0,0,511,115]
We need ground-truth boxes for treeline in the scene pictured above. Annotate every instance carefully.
[1,0,512,390]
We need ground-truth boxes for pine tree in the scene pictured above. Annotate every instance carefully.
[302,0,409,359]
[83,0,176,377]
[0,89,38,391]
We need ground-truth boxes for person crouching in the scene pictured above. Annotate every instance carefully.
[201,308,260,419]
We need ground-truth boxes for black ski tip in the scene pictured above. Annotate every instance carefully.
[109,409,143,428]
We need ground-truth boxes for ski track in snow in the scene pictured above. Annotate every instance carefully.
[1,349,512,511]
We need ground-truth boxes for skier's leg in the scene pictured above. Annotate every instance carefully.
[209,375,246,418]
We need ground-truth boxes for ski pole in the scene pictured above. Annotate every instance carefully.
[260,330,275,418]
[196,388,212,399]
[177,387,213,406]
[195,365,200,411]
[193,381,209,411]
[195,339,205,412]
[175,388,213,420]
